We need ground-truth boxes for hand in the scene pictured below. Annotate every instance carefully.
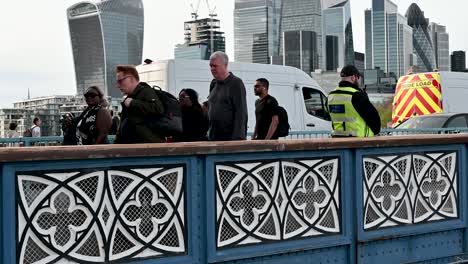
[124,97,133,108]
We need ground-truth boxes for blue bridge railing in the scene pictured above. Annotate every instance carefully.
[2,135,468,263]
[3,128,468,147]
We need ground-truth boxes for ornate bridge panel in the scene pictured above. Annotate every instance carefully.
[363,152,458,230]
[16,166,186,263]
[215,158,341,248]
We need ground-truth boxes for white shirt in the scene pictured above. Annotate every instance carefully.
[32,126,41,137]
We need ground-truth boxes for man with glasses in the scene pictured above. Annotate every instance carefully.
[327,65,381,137]
[115,65,165,144]
[252,78,279,140]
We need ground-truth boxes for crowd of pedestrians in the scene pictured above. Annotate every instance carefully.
[5,52,380,147]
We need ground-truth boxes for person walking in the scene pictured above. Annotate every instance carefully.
[114,65,165,144]
[75,86,112,145]
[207,51,248,141]
[31,117,41,137]
[327,65,381,137]
[252,78,280,140]
[174,88,208,142]
[7,122,20,147]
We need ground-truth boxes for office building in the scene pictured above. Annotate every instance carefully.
[322,0,355,71]
[13,96,78,136]
[283,31,318,75]
[430,22,450,71]
[354,52,365,73]
[175,18,225,60]
[0,109,34,138]
[67,0,144,97]
[406,3,435,72]
[280,0,322,71]
[234,0,282,64]
[451,51,466,72]
[365,0,413,77]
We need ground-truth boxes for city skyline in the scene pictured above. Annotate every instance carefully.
[1,0,467,108]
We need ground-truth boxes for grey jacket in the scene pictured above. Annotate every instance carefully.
[208,73,248,141]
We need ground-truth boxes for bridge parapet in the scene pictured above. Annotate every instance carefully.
[2,135,468,263]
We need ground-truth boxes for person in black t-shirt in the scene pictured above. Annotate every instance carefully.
[252,78,279,140]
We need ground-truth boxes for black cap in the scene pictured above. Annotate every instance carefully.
[340,65,361,78]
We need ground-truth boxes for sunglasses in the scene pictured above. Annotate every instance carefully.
[117,76,131,84]
[254,84,263,88]
[84,93,99,98]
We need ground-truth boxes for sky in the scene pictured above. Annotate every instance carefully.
[1,0,467,108]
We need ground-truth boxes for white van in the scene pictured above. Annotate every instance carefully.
[136,59,331,132]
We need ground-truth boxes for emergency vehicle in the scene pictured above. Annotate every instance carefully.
[392,72,468,127]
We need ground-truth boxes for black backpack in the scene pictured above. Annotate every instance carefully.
[23,125,36,137]
[146,86,183,136]
[276,106,290,137]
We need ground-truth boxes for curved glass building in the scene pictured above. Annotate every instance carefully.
[406,3,435,72]
[67,0,144,97]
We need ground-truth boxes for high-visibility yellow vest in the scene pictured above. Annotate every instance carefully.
[327,87,374,137]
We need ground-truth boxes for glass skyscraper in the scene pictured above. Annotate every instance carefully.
[365,0,413,77]
[430,22,450,72]
[234,0,282,64]
[67,0,144,97]
[406,3,435,72]
[283,31,317,75]
[280,0,322,71]
[322,0,354,72]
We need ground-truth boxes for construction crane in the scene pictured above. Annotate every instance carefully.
[190,0,201,20]
[205,0,217,55]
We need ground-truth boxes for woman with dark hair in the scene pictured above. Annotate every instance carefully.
[76,86,112,145]
[174,88,208,142]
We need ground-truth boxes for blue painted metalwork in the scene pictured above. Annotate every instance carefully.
[2,139,468,263]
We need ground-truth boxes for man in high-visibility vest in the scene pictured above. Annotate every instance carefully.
[327,65,381,137]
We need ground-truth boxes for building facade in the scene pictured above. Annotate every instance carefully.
[280,0,322,71]
[175,18,225,60]
[365,0,413,77]
[283,31,317,75]
[451,51,466,72]
[406,3,435,72]
[67,0,144,97]
[234,0,282,64]
[322,0,354,72]
[13,96,79,136]
[430,22,450,71]
[0,109,34,138]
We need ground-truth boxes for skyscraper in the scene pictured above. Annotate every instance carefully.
[234,0,282,64]
[430,22,450,71]
[322,0,355,72]
[451,51,466,72]
[175,18,225,60]
[406,3,435,72]
[67,0,144,97]
[283,31,317,75]
[280,0,322,71]
[365,0,413,77]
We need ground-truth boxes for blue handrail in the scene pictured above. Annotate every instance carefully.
[1,128,468,146]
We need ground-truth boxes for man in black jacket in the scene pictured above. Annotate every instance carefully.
[115,65,165,143]
[208,51,248,141]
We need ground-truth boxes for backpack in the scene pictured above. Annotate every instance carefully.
[23,125,36,137]
[276,106,290,137]
[146,86,183,136]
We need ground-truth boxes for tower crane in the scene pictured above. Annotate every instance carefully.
[190,0,201,20]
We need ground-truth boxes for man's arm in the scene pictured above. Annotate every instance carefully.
[265,115,279,140]
[231,80,248,140]
[352,92,381,135]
